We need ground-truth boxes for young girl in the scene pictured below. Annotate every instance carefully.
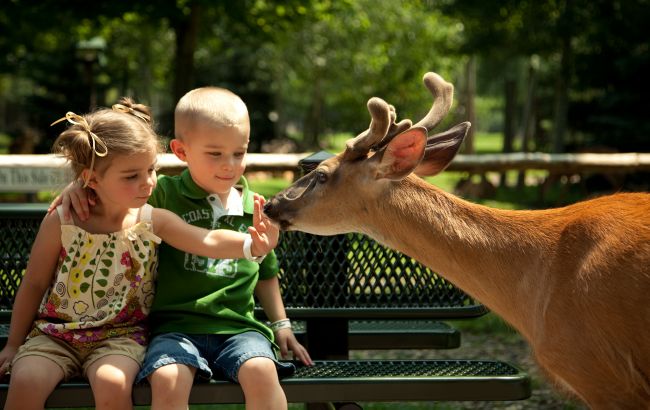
[0,99,278,410]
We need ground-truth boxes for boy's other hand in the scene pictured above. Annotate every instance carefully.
[47,180,96,221]
[275,328,314,366]
[249,194,279,257]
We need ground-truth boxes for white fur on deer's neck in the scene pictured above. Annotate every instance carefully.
[356,175,560,340]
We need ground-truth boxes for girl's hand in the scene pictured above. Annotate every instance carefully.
[249,194,279,257]
[47,180,96,221]
[0,345,18,375]
[274,328,314,366]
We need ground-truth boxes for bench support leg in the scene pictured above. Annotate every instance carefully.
[305,318,349,360]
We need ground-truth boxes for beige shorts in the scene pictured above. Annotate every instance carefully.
[12,335,146,380]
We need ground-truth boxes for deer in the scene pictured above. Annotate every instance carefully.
[263,72,650,409]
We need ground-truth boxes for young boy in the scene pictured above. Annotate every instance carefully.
[55,87,312,409]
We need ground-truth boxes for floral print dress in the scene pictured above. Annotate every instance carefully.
[29,204,160,349]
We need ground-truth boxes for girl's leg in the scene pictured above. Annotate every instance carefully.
[148,363,197,410]
[4,355,64,410]
[86,354,140,410]
[238,357,287,410]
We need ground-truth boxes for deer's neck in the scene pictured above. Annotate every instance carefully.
[359,178,559,338]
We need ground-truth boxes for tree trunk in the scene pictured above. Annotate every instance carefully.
[173,2,201,104]
[517,60,537,189]
[462,56,476,154]
[500,78,517,186]
[552,0,573,153]
[303,70,323,149]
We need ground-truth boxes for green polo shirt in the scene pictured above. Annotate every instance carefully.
[147,169,278,342]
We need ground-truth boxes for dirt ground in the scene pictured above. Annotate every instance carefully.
[350,328,589,410]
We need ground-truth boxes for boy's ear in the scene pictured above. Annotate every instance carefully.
[169,139,187,161]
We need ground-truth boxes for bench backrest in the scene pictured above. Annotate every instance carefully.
[0,204,485,320]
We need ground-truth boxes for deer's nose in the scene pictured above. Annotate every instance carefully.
[263,200,274,216]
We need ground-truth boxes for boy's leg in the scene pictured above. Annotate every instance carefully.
[238,357,287,410]
[149,362,196,410]
[84,338,145,410]
[4,335,75,410]
[213,331,294,410]
[137,333,211,410]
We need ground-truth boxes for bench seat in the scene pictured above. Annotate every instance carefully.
[0,360,530,406]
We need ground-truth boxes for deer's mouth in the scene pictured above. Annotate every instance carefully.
[277,218,293,231]
[263,199,294,231]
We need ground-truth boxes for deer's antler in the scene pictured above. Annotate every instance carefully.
[343,97,392,161]
[413,72,454,132]
[347,72,454,157]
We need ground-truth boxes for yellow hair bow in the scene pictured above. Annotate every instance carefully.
[112,103,151,123]
[51,112,108,188]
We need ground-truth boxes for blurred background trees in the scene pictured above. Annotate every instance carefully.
[0,0,648,154]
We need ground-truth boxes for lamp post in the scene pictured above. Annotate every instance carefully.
[76,37,106,110]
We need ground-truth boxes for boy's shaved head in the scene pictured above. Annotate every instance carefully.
[175,87,249,140]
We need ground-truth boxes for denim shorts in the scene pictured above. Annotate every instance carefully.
[137,331,295,383]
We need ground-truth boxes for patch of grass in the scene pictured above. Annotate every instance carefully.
[446,313,518,337]
[474,131,503,154]
[247,177,291,198]
[322,131,354,152]
[0,133,11,154]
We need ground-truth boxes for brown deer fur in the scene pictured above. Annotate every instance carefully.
[264,73,650,409]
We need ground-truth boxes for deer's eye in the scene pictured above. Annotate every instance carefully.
[316,171,328,184]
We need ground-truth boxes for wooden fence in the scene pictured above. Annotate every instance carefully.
[1,152,649,193]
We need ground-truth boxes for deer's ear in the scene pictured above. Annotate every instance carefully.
[375,127,427,180]
[414,122,469,177]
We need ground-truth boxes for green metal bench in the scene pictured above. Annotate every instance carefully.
[0,203,531,407]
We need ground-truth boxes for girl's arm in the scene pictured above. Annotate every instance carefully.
[255,277,313,365]
[0,212,62,373]
[152,196,279,260]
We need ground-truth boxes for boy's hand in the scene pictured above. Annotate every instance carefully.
[47,180,96,221]
[275,328,314,366]
[249,194,279,257]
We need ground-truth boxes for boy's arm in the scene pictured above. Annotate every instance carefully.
[47,180,95,221]
[152,205,275,260]
[255,277,313,365]
[0,213,62,374]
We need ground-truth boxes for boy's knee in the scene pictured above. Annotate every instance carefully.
[238,357,278,384]
[150,363,195,391]
[148,364,196,408]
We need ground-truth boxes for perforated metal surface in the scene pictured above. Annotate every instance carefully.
[276,232,482,316]
[0,206,43,310]
[0,204,482,317]
[292,360,521,378]
[0,359,532,405]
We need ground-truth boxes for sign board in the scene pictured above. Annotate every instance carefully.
[0,167,69,192]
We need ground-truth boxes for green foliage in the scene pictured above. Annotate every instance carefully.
[263,0,463,147]
[0,0,647,154]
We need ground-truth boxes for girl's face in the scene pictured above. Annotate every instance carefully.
[87,151,158,209]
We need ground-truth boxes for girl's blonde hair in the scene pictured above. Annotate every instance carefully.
[52,97,164,185]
